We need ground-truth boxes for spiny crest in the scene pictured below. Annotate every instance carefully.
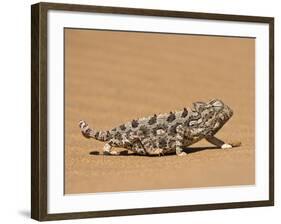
[131,119,139,128]
[167,112,176,122]
[181,107,188,117]
[148,114,157,125]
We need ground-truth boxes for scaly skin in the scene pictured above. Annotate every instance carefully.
[79,99,240,156]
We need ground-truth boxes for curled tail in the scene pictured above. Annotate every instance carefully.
[79,120,111,142]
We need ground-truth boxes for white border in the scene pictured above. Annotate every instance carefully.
[48,10,269,213]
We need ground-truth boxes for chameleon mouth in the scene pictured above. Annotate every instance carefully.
[222,106,233,120]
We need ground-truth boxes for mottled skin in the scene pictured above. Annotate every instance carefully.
[79,99,237,156]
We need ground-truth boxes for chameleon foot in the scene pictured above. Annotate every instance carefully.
[103,143,119,155]
[103,150,119,155]
[177,151,187,156]
[221,143,232,149]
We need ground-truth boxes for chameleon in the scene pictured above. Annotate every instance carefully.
[79,99,240,156]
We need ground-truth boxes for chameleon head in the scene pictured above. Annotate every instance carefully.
[208,99,233,119]
[193,99,233,135]
[207,99,233,134]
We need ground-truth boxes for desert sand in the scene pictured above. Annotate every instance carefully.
[64,29,255,194]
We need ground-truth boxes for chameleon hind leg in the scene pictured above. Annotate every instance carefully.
[175,125,187,156]
[103,134,133,155]
[205,135,241,149]
[103,139,120,155]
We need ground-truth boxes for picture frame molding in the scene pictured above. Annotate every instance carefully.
[31,2,274,221]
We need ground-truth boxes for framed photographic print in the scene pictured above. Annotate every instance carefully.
[31,2,274,221]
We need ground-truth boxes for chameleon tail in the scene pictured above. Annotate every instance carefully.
[79,120,110,142]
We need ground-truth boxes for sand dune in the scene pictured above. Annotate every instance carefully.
[64,29,255,194]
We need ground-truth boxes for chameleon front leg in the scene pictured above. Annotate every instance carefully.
[205,135,233,149]
[142,139,163,156]
[176,125,187,156]
[130,138,147,155]
[131,144,147,155]
[130,133,163,156]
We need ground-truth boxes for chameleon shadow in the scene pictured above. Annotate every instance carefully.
[89,150,140,156]
[89,150,175,157]
[183,146,220,154]
[89,146,220,157]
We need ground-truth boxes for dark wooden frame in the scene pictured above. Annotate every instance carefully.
[31,2,274,221]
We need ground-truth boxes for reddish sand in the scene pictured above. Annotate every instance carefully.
[64,29,255,194]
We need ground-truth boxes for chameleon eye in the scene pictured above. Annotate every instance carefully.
[212,100,224,108]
